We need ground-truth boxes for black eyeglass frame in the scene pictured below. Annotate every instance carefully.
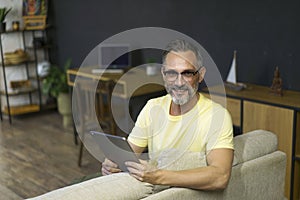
[162,69,199,81]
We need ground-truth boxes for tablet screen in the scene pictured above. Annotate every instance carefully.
[90,131,140,172]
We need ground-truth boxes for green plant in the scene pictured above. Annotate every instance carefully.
[42,59,71,98]
[0,7,12,22]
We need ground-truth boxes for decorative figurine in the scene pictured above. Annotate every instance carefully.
[12,21,20,31]
[270,66,283,96]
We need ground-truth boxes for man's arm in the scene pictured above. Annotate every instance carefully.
[125,148,233,190]
[129,141,146,155]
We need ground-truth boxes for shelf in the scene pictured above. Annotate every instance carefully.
[3,104,40,115]
[0,28,48,34]
[0,59,36,67]
[0,87,38,96]
[0,30,22,34]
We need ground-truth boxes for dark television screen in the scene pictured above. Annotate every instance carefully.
[99,45,131,68]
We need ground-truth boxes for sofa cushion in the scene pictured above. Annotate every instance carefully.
[233,130,278,165]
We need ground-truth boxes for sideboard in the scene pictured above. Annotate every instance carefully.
[201,83,300,200]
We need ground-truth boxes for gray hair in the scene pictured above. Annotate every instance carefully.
[162,39,203,69]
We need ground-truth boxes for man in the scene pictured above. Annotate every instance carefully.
[102,39,234,191]
[28,39,234,200]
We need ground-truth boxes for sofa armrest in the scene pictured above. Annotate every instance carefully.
[142,187,224,200]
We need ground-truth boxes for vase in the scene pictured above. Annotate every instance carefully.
[0,22,6,32]
[57,92,72,128]
[146,64,157,76]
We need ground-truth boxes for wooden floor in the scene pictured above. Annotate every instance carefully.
[0,111,100,199]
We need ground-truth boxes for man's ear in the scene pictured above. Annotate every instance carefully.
[198,67,206,83]
[161,66,164,75]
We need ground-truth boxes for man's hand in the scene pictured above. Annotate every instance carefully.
[126,148,233,190]
[125,160,161,184]
[101,158,121,175]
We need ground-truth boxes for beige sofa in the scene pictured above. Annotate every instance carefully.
[28,130,287,200]
[143,130,287,200]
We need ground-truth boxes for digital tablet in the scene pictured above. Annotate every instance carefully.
[90,131,140,172]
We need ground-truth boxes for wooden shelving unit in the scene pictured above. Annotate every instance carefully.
[0,59,36,66]
[0,28,51,123]
[0,87,38,96]
[3,104,40,115]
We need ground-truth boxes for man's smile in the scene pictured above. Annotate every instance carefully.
[172,89,188,95]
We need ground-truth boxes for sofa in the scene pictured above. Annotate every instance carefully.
[28,130,287,200]
[143,130,287,200]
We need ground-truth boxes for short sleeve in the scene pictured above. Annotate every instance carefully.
[127,101,151,148]
[206,108,234,152]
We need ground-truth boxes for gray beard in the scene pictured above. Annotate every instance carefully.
[171,94,189,105]
[166,84,198,106]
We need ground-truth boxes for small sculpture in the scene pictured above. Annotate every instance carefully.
[270,67,283,96]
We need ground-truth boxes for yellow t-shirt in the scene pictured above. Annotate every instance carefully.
[128,93,234,161]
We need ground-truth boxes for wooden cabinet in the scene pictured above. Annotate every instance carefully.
[243,101,294,198]
[203,93,241,127]
[202,83,300,200]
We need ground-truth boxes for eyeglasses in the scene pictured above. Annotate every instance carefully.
[163,69,199,82]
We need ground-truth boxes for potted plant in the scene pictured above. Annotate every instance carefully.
[0,7,12,32]
[42,59,72,128]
